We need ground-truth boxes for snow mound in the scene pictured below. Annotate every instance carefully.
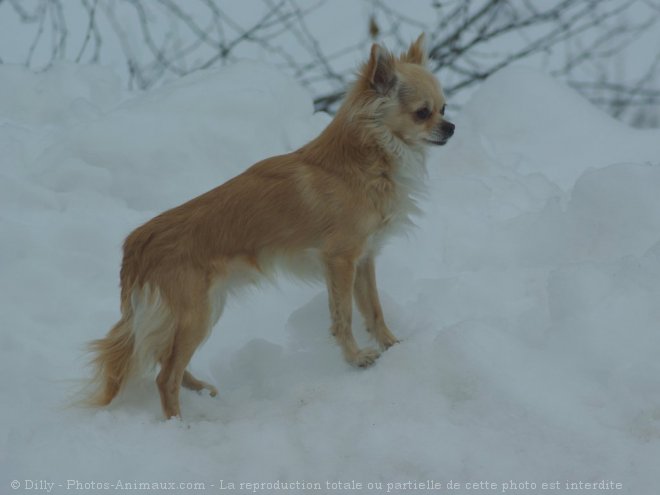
[0,63,123,127]
[460,67,659,188]
[1,62,660,492]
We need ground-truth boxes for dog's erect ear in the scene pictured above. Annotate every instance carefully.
[367,43,397,95]
[403,33,428,65]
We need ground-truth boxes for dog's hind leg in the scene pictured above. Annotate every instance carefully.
[156,275,214,419]
[179,278,227,398]
[157,315,211,418]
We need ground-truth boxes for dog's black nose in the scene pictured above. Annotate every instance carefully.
[442,120,455,137]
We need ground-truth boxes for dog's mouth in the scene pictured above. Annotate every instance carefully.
[423,137,449,146]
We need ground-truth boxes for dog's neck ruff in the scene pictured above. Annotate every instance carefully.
[377,128,429,198]
[366,128,429,253]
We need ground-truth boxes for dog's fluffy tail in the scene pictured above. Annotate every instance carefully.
[85,316,136,407]
[82,284,176,408]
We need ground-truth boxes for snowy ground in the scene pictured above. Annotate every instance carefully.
[1,61,660,494]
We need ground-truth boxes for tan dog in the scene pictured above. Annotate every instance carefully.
[87,34,454,419]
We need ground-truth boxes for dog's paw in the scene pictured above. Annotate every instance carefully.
[183,375,218,397]
[351,347,381,368]
[205,384,219,397]
[370,325,399,350]
[379,334,400,350]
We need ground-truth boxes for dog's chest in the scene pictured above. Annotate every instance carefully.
[368,148,426,242]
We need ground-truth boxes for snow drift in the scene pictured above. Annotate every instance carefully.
[1,62,660,493]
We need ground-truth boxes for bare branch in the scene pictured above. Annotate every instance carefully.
[0,0,658,126]
[76,0,100,63]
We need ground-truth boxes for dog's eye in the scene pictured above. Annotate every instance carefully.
[440,104,446,116]
[415,108,431,120]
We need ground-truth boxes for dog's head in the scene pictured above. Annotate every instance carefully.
[359,34,454,148]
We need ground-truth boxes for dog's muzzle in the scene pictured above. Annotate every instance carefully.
[425,120,455,146]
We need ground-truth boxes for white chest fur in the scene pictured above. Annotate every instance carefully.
[370,144,428,252]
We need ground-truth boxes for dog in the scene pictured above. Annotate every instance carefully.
[86,33,454,419]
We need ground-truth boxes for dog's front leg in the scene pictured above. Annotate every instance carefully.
[354,255,399,350]
[324,254,380,367]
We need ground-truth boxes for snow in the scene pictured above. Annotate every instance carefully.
[1,60,660,494]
